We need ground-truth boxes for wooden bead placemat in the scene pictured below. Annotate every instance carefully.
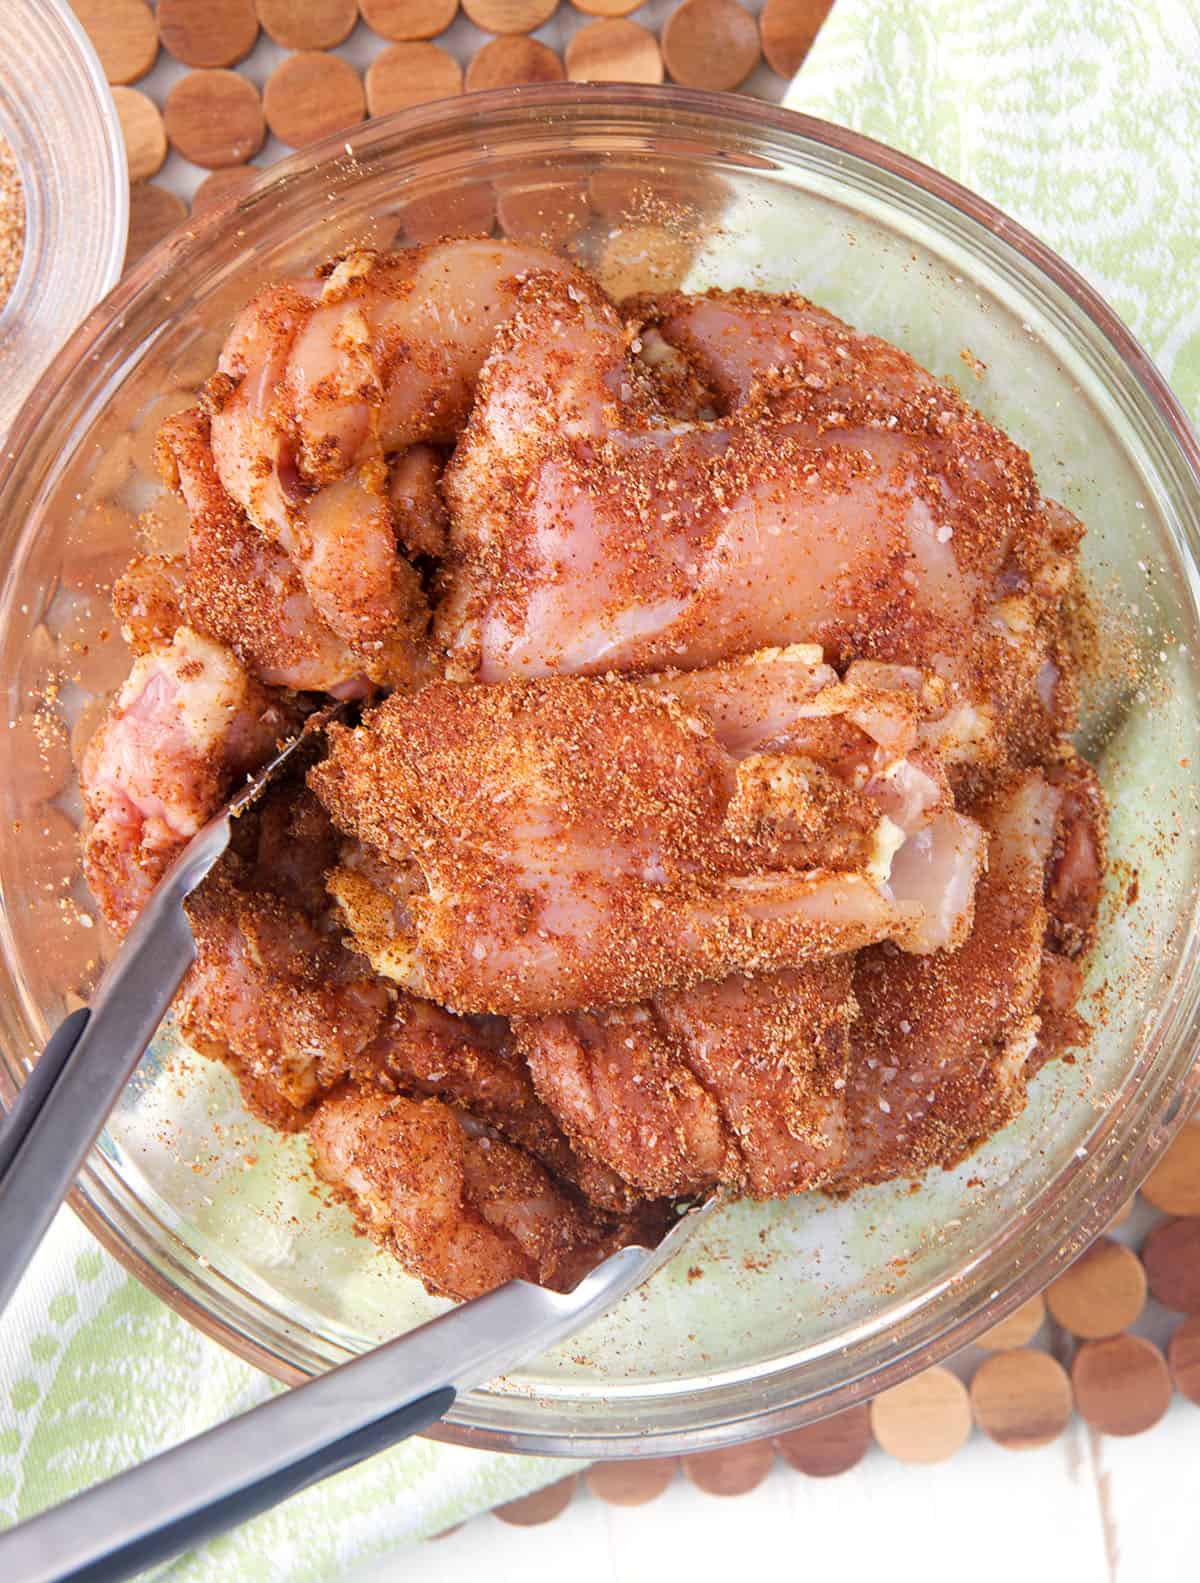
[60,0,1200,1534]
[476,1117,1198,1531]
[69,0,828,271]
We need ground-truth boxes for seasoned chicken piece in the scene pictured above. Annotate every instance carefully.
[517,960,855,1198]
[388,443,448,560]
[831,767,1095,1189]
[113,553,184,654]
[181,873,390,1130]
[81,625,287,932]
[1030,756,1107,1067]
[157,408,371,695]
[310,673,983,1016]
[207,241,570,677]
[439,276,1079,790]
[309,1086,643,1300]
[645,290,1088,791]
[359,998,640,1214]
[634,288,947,430]
[175,784,389,1128]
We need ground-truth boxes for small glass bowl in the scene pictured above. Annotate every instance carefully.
[1,87,1199,1458]
[0,0,127,443]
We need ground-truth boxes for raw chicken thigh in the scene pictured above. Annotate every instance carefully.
[308,665,985,1016]
[440,274,1080,794]
[76,236,1107,1302]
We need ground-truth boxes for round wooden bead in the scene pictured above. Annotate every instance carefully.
[462,0,558,32]
[264,53,365,147]
[1045,1236,1147,1338]
[1141,1218,1200,1314]
[165,71,265,168]
[112,86,167,183]
[191,165,261,216]
[158,0,260,68]
[360,0,460,38]
[83,431,134,506]
[393,181,495,243]
[22,625,58,687]
[869,1367,972,1464]
[72,0,159,86]
[130,390,197,477]
[1072,1335,1172,1436]
[596,223,691,300]
[466,37,565,89]
[8,711,72,805]
[775,1403,871,1476]
[586,1458,677,1505]
[1108,1195,1137,1230]
[1142,1121,1200,1216]
[495,176,588,246]
[682,1439,774,1495]
[125,184,189,271]
[62,500,135,593]
[366,44,462,116]
[54,598,133,694]
[26,805,83,899]
[662,0,761,91]
[759,0,834,79]
[495,1475,576,1525]
[566,19,664,83]
[976,1293,1046,1351]
[1168,1315,1200,1405]
[569,0,641,15]
[256,0,358,49]
[970,1350,1073,1449]
[588,160,717,221]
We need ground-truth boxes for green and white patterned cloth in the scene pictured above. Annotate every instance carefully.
[2,2,1197,1575]
[0,1218,578,1575]
[786,0,1200,421]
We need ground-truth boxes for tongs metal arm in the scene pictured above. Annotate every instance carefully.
[0,1242,661,1583]
[0,843,205,1318]
[0,710,341,1321]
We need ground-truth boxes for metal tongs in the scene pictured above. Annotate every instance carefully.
[0,1208,710,1583]
[0,708,718,1581]
[0,705,347,1320]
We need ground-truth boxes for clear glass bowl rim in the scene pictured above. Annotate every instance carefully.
[2,83,1199,1458]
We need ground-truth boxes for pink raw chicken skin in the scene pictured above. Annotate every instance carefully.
[307,655,986,1016]
[70,237,1107,1300]
[81,625,286,932]
[832,767,1098,1189]
[157,408,371,697]
[207,241,570,680]
[440,274,1082,800]
[516,961,856,1199]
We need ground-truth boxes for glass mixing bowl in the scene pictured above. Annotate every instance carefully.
[1,86,1199,1458]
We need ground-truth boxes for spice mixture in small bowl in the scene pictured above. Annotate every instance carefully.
[0,0,125,442]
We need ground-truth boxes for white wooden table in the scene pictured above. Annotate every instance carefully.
[355,1412,1198,1583]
